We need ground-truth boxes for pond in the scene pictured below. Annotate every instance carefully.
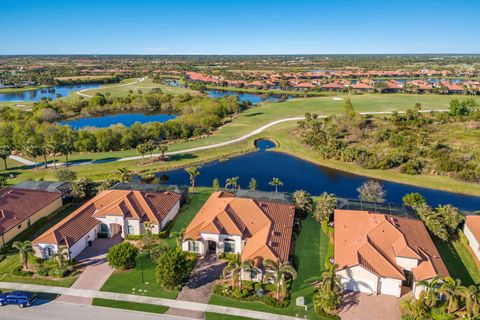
[0,83,101,103]
[159,140,480,212]
[59,113,176,129]
[206,90,290,104]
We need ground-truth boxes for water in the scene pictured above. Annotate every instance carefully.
[159,140,480,211]
[59,113,176,129]
[206,90,289,104]
[0,83,101,102]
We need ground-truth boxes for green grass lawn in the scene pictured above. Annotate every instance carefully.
[209,214,335,319]
[205,312,257,320]
[92,298,169,314]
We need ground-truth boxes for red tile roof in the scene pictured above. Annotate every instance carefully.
[0,188,62,234]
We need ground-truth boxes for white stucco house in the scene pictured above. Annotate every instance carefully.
[464,215,480,261]
[334,209,449,298]
[33,189,181,260]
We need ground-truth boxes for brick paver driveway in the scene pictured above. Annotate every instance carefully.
[166,254,227,319]
[56,235,122,305]
[339,291,401,320]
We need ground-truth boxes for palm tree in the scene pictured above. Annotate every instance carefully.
[292,190,313,215]
[456,285,480,318]
[313,263,342,315]
[314,192,337,222]
[269,178,283,193]
[169,228,185,247]
[417,275,442,308]
[53,246,70,268]
[136,143,147,164]
[158,144,168,160]
[185,166,200,192]
[0,146,11,170]
[264,259,297,300]
[117,167,131,183]
[318,263,342,294]
[225,177,239,190]
[223,257,242,289]
[248,178,257,191]
[12,241,33,269]
[438,276,461,314]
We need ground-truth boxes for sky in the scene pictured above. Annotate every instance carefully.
[1,0,479,55]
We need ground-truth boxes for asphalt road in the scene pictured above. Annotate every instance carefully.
[0,300,190,320]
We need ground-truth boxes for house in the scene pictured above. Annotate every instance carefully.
[11,181,71,201]
[321,82,345,92]
[334,209,449,298]
[33,189,181,260]
[182,191,295,281]
[463,216,480,261]
[0,188,63,247]
[350,82,374,93]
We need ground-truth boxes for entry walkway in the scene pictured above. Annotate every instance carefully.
[0,282,300,320]
[56,236,122,305]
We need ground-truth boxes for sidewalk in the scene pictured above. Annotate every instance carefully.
[0,282,300,320]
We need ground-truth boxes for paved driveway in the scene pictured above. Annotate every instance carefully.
[339,291,401,320]
[165,254,227,319]
[56,236,122,305]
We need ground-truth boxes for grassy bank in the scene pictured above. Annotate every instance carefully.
[92,298,169,314]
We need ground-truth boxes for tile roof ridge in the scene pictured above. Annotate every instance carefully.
[131,190,160,224]
[363,237,405,279]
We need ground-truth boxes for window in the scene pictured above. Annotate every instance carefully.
[188,241,199,253]
[127,225,134,235]
[251,268,258,279]
[100,223,108,233]
[17,224,22,229]
[224,239,235,253]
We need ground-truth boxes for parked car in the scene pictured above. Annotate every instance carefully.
[0,291,36,308]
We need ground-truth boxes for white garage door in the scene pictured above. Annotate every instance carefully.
[341,277,376,294]
[379,278,401,297]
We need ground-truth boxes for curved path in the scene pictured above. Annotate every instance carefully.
[9,109,448,168]
[76,77,147,98]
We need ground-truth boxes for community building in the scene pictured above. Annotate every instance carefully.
[33,189,181,260]
[463,215,480,262]
[334,209,449,298]
[182,191,295,281]
[0,188,63,246]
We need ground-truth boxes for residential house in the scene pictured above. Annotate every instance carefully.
[350,82,374,93]
[321,82,345,92]
[33,189,181,260]
[334,209,449,298]
[182,191,295,281]
[0,188,63,247]
[463,215,480,261]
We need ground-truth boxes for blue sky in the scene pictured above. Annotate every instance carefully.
[1,0,479,54]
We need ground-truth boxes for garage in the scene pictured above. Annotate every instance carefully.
[379,277,402,297]
[338,266,378,294]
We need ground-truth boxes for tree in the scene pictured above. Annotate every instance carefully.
[136,143,148,164]
[456,285,480,318]
[416,204,449,241]
[437,204,464,234]
[225,176,239,190]
[58,126,74,166]
[269,177,283,193]
[155,247,193,290]
[56,169,77,182]
[248,178,257,191]
[357,180,386,203]
[185,166,200,192]
[402,192,426,208]
[417,275,442,308]
[106,242,138,270]
[223,256,242,289]
[0,146,11,170]
[438,276,461,314]
[212,178,219,191]
[313,264,342,316]
[12,241,33,269]
[263,259,297,300]
[169,228,185,247]
[23,137,42,170]
[292,190,314,216]
[71,177,96,201]
[314,192,336,222]
[53,246,70,268]
[117,167,131,183]
[158,144,168,160]
[341,98,355,117]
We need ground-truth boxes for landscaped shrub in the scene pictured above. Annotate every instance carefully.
[155,247,196,290]
[106,242,138,270]
[11,265,34,277]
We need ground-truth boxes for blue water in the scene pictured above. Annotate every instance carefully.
[206,90,287,104]
[159,140,480,212]
[60,113,176,129]
[0,83,101,103]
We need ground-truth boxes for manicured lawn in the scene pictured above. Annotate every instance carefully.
[209,214,336,319]
[99,255,178,299]
[205,312,256,320]
[92,298,168,314]
[434,237,480,286]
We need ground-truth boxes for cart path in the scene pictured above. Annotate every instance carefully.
[76,77,146,98]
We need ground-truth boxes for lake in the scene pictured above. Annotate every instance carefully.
[159,140,480,212]
[206,90,289,104]
[0,83,101,103]
[60,113,176,129]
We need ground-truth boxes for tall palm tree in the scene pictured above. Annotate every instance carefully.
[456,285,480,318]
[314,192,337,222]
[225,177,239,190]
[269,178,283,193]
[53,246,70,268]
[417,275,442,308]
[117,167,131,183]
[169,228,185,247]
[185,166,200,192]
[264,259,297,300]
[438,276,461,314]
[318,263,342,294]
[158,144,168,160]
[12,241,33,269]
[292,190,313,214]
[223,256,242,289]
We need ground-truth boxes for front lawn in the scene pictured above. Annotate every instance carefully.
[205,312,256,320]
[92,298,169,314]
[209,214,336,319]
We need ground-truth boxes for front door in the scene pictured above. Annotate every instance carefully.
[402,270,414,287]
[208,240,217,252]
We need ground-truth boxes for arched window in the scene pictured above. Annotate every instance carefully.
[224,238,235,253]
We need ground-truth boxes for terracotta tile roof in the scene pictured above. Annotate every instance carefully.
[334,210,449,281]
[465,216,480,242]
[33,190,181,247]
[184,191,295,263]
[351,83,373,89]
[0,188,62,234]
